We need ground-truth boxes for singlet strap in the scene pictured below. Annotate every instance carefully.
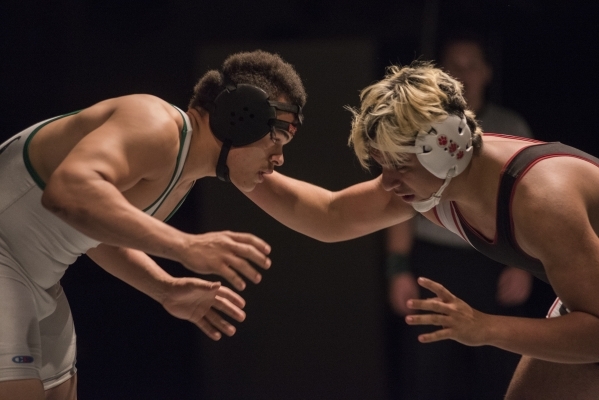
[143,105,193,216]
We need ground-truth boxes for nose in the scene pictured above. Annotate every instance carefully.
[381,168,402,191]
[270,152,284,167]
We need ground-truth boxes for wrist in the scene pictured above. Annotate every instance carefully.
[152,275,176,306]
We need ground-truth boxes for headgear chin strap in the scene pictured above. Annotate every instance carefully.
[411,171,455,212]
[371,114,473,212]
[209,83,303,182]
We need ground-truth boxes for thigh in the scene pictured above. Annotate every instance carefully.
[0,379,44,400]
[506,356,599,400]
[39,284,77,391]
[44,374,77,400]
[0,271,43,384]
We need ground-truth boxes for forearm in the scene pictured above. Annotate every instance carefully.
[87,244,173,304]
[245,172,337,240]
[245,172,412,242]
[485,312,599,363]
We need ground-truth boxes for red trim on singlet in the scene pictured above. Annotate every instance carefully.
[449,203,469,242]
[452,203,496,244]
[432,207,444,227]
[508,153,599,257]
[547,297,562,318]
[454,136,549,247]
[483,133,545,143]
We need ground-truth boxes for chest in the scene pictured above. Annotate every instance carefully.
[122,166,194,222]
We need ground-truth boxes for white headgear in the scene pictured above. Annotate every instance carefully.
[371,114,473,212]
[400,114,473,179]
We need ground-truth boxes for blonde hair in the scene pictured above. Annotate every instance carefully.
[348,61,482,169]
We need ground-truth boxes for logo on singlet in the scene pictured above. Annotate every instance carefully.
[0,136,21,155]
[12,355,34,363]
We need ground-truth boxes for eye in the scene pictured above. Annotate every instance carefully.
[270,129,292,145]
[393,164,409,172]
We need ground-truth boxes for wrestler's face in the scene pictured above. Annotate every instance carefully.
[227,107,298,192]
[376,153,445,205]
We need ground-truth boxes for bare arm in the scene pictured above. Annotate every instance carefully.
[407,278,599,363]
[87,244,246,340]
[41,98,270,290]
[244,171,416,242]
[406,164,599,363]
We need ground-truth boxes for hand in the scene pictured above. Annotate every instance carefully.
[388,272,419,316]
[496,266,533,307]
[405,277,491,346]
[180,231,272,291]
[161,277,246,341]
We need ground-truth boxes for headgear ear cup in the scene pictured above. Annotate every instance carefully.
[414,114,473,179]
[208,82,303,182]
[209,84,277,147]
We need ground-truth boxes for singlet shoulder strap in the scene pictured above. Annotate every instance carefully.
[143,105,193,216]
[497,142,599,249]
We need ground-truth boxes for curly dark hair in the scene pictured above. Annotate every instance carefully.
[188,50,307,111]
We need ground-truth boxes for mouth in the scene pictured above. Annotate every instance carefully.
[257,170,273,183]
[394,191,415,203]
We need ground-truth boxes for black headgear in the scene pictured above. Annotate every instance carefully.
[208,83,303,182]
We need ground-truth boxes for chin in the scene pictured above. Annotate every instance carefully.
[233,180,257,193]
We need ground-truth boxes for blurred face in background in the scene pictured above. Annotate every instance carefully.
[441,41,492,111]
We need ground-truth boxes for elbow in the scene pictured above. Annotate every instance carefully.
[41,171,86,220]
[41,183,66,214]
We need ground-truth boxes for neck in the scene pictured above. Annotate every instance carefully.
[446,145,498,215]
[182,108,221,181]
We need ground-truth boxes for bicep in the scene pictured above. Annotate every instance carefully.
[515,192,599,318]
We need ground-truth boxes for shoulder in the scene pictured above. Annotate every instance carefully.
[511,156,599,254]
[108,95,181,125]
[84,95,183,143]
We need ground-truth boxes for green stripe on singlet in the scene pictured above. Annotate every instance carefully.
[143,105,189,216]
[22,106,189,216]
[23,110,82,190]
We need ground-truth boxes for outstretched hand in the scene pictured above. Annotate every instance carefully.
[161,277,246,340]
[405,277,491,346]
[180,231,272,291]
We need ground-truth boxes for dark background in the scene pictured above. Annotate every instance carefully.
[1,1,598,399]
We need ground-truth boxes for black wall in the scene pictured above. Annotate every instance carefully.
[2,1,598,399]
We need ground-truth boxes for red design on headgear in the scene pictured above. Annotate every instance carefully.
[448,142,458,154]
[457,150,464,160]
[438,135,448,146]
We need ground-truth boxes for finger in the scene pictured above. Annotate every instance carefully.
[216,264,248,291]
[195,318,223,341]
[417,277,455,302]
[205,309,237,337]
[226,240,273,271]
[417,328,453,343]
[405,313,452,327]
[225,256,265,286]
[407,298,454,315]
[216,285,246,309]
[214,296,246,322]
[226,231,272,255]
